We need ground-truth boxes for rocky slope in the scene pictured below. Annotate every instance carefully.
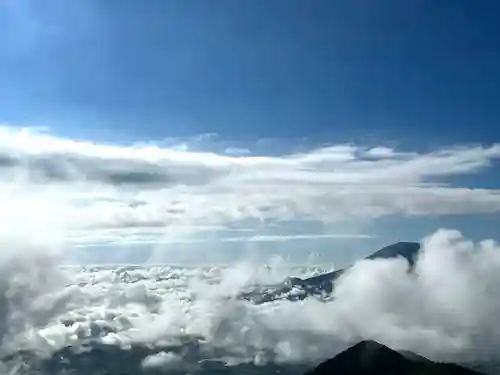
[239,242,421,303]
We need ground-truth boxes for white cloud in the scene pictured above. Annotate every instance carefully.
[224,147,251,156]
[142,352,182,369]
[1,125,500,245]
[364,146,396,158]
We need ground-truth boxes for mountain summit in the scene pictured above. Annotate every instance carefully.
[302,241,420,286]
[305,340,483,375]
[239,241,421,303]
[365,241,421,265]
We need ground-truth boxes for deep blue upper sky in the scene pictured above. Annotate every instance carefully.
[1,1,500,264]
[1,0,499,145]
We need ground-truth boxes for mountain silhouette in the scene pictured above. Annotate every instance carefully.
[305,340,484,375]
[366,241,421,265]
[239,242,421,303]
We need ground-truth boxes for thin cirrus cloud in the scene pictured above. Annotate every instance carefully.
[1,125,500,245]
[68,231,375,247]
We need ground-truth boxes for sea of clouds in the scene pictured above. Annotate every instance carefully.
[1,229,500,375]
[1,125,500,374]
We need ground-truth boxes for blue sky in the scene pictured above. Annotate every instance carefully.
[1,1,500,264]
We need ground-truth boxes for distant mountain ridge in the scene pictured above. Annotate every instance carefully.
[239,242,421,303]
[305,340,484,375]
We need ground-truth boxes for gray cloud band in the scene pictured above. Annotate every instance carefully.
[0,153,221,186]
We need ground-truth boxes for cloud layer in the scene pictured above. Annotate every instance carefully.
[1,125,500,246]
[1,229,500,374]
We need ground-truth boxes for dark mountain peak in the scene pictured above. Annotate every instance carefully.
[366,241,421,265]
[321,340,409,372]
[350,339,391,352]
[305,340,484,375]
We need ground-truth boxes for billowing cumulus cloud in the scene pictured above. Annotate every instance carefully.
[1,125,500,245]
